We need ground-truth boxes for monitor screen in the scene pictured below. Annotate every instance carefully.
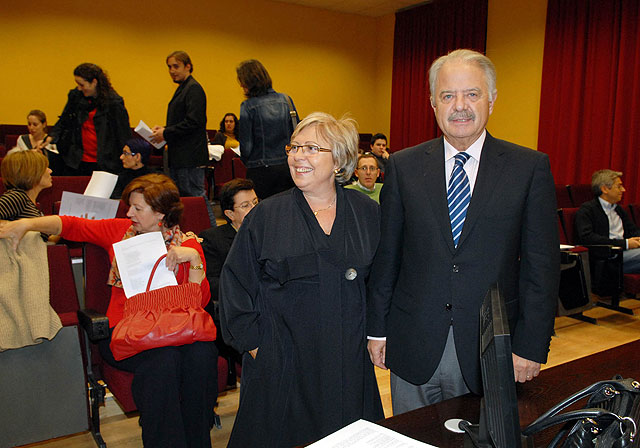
[479,284,522,447]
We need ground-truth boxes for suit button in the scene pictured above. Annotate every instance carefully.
[446,303,452,311]
[345,268,357,281]
[452,265,459,273]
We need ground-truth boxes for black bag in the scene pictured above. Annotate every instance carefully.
[522,375,639,447]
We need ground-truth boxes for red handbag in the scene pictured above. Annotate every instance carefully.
[110,254,216,361]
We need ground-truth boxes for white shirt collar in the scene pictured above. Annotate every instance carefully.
[356,180,375,193]
[598,196,617,211]
[444,130,486,162]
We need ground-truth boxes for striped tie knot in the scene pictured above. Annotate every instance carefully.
[448,152,471,248]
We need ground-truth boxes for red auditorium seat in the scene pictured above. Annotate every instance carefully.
[568,184,593,207]
[555,184,573,208]
[180,196,213,233]
[232,157,247,179]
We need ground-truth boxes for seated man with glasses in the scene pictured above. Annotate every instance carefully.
[110,138,154,198]
[345,153,383,203]
[199,178,258,386]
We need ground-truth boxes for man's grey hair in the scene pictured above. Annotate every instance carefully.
[591,169,623,196]
[429,49,497,103]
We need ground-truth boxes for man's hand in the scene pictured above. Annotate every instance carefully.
[150,126,165,143]
[367,339,387,369]
[627,237,640,249]
[512,353,540,383]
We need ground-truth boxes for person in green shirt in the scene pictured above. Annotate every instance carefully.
[345,152,383,203]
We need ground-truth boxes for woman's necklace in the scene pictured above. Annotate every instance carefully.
[312,195,336,216]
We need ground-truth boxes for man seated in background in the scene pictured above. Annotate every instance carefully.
[345,153,383,203]
[199,178,258,385]
[369,133,390,177]
[575,169,640,273]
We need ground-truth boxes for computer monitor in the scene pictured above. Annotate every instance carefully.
[460,284,531,448]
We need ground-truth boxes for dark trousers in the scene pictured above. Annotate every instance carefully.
[246,163,294,200]
[170,166,216,227]
[99,335,218,448]
[63,161,98,176]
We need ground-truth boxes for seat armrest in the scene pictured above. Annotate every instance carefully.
[583,244,623,259]
[77,308,110,342]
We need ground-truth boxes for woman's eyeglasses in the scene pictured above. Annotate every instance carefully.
[285,144,332,155]
[234,197,260,210]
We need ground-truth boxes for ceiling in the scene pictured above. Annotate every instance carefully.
[273,0,430,17]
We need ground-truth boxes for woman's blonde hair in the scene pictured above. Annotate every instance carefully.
[1,150,49,190]
[290,112,359,185]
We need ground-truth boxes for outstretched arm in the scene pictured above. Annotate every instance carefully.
[0,216,62,250]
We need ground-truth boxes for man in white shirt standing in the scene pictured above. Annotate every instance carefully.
[575,169,640,273]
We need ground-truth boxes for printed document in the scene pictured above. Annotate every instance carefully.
[59,191,119,220]
[135,120,166,149]
[112,232,178,298]
[84,171,118,198]
[308,419,438,448]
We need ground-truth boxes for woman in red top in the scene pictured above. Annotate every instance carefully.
[0,173,217,448]
[46,63,131,176]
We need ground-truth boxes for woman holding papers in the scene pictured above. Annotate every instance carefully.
[16,109,64,174]
[220,112,384,447]
[0,173,217,448]
[45,63,131,176]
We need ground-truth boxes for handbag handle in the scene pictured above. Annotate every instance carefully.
[145,254,186,292]
[522,379,634,436]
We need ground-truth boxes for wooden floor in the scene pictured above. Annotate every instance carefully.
[24,299,640,448]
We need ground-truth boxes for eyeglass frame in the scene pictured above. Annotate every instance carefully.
[234,197,259,211]
[357,165,380,172]
[285,144,333,156]
[122,150,138,156]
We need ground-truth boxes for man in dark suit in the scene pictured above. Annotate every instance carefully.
[575,169,640,273]
[200,178,258,386]
[151,50,214,224]
[367,49,559,414]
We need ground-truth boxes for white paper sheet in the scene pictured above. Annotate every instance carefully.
[59,191,120,220]
[134,119,166,149]
[560,244,575,249]
[208,144,224,161]
[308,419,438,448]
[84,171,118,198]
[112,232,178,298]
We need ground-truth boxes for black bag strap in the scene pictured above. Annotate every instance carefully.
[523,408,620,436]
[285,95,298,130]
[523,379,638,436]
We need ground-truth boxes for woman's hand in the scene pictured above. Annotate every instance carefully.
[0,219,31,251]
[166,246,204,284]
[166,246,200,271]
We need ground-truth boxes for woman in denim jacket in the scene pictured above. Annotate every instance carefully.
[237,59,298,199]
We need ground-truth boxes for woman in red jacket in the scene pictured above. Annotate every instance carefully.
[0,173,217,448]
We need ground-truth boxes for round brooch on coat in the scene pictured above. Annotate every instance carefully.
[345,268,357,281]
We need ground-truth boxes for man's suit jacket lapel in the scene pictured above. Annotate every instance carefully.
[421,137,456,253]
[457,133,506,249]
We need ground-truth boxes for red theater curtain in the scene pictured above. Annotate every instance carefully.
[390,0,488,151]
[538,0,640,203]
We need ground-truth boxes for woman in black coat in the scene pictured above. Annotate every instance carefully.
[46,63,131,176]
[220,112,384,447]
